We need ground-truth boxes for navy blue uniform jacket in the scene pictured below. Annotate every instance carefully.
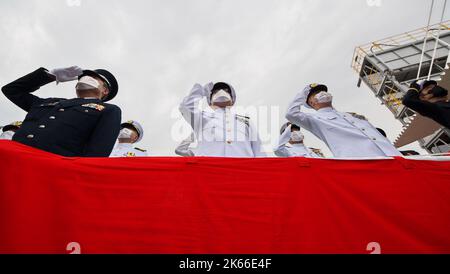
[403,89,450,129]
[2,68,121,157]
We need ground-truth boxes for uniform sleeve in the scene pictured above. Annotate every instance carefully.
[285,90,314,131]
[247,119,267,157]
[84,105,122,157]
[402,89,447,126]
[175,133,195,157]
[273,125,293,157]
[1,67,56,112]
[179,84,207,134]
[109,147,120,157]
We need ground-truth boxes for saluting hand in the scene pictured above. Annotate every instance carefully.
[49,66,83,84]
[202,82,214,97]
[298,84,312,105]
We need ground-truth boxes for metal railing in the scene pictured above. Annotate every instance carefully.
[351,20,450,74]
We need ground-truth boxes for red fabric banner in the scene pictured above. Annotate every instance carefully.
[0,140,449,254]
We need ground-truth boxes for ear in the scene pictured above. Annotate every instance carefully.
[308,97,316,108]
[99,87,110,100]
[132,133,139,143]
[102,87,110,96]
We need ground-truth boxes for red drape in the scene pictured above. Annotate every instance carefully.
[0,140,449,254]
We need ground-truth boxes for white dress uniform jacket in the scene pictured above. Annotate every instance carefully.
[179,83,266,157]
[110,143,148,157]
[285,88,401,158]
[274,125,319,157]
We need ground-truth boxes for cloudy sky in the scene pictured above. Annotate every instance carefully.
[1,0,449,156]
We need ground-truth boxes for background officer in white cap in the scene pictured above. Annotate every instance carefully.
[2,66,121,157]
[179,82,266,157]
[274,122,319,157]
[110,120,147,157]
[0,121,22,140]
[285,84,401,158]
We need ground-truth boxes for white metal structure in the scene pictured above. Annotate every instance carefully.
[352,20,450,154]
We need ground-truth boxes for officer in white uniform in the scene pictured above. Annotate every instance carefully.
[175,132,196,157]
[110,120,147,157]
[179,82,266,157]
[274,122,319,157]
[285,84,401,158]
[0,121,22,140]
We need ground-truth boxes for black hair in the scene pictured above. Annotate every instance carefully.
[291,124,300,131]
[121,124,138,134]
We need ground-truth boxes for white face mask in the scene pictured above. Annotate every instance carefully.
[290,131,304,142]
[76,76,101,91]
[0,130,15,140]
[212,89,232,104]
[118,128,133,139]
[314,91,333,104]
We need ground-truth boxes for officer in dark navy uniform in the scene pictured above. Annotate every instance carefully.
[1,66,121,157]
[402,80,450,129]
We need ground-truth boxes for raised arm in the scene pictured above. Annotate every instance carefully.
[1,67,56,112]
[2,66,83,112]
[285,86,314,131]
[273,124,293,157]
[179,83,212,132]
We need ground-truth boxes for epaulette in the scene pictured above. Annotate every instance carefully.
[236,115,250,126]
[346,112,368,121]
[309,147,325,157]
[236,114,250,120]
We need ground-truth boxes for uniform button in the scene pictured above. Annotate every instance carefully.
[49,116,56,120]
[39,125,46,129]
[58,108,65,112]
[372,138,377,141]
[27,134,34,139]
[361,128,366,131]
